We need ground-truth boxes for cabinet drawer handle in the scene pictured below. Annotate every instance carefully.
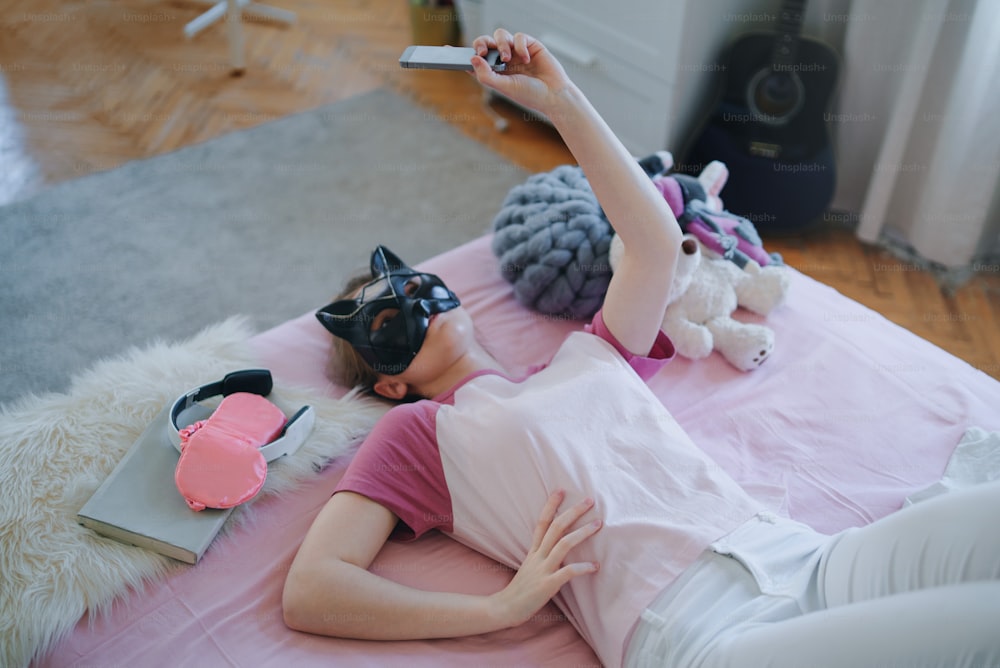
[540,33,597,67]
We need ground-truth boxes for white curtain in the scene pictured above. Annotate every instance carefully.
[827,0,1000,274]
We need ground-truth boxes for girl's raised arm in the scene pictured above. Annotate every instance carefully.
[472,30,682,356]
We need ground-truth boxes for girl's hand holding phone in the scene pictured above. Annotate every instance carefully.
[469,30,575,119]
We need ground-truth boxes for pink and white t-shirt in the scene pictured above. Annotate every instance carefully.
[335,312,762,667]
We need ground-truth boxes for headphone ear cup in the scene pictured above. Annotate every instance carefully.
[280,406,311,436]
[258,405,315,462]
[221,369,273,397]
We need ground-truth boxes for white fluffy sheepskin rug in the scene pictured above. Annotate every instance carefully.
[0,317,386,668]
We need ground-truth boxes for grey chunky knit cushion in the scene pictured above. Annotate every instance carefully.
[490,165,614,319]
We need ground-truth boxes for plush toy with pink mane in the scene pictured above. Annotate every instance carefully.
[611,154,791,371]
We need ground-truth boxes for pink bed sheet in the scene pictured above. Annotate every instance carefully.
[39,235,1000,667]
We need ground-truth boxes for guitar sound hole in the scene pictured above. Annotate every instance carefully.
[747,68,805,125]
[760,75,794,106]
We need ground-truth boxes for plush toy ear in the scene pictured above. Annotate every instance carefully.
[697,160,729,202]
[370,245,408,277]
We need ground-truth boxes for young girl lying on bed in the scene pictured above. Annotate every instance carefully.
[283,30,1000,668]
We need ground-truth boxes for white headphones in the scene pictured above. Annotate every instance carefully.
[166,369,315,462]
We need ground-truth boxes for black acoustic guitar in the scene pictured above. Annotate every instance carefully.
[681,0,839,232]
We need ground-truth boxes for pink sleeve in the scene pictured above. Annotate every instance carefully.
[334,401,453,541]
[584,308,675,381]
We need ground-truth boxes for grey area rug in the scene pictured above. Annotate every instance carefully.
[0,90,527,406]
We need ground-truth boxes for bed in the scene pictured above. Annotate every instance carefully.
[36,234,1000,667]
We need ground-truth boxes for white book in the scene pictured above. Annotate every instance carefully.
[77,405,232,564]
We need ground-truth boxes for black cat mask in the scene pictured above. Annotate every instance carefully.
[316,246,460,375]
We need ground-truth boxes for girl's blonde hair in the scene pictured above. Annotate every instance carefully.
[324,271,381,391]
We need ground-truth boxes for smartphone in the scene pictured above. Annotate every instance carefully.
[399,46,505,72]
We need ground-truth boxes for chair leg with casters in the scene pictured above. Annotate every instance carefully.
[183,0,296,75]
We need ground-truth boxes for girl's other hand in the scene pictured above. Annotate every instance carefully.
[491,489,602,628]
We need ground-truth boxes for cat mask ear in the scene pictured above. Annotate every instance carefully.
[315,245,412,340]
[370,245,408,278]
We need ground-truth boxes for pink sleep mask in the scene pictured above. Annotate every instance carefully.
[174,393,286,511]
[167,370,316,511]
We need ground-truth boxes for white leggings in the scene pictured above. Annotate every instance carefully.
[625,480,1000,668]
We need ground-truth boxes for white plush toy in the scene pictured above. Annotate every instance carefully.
[608,157,791,371]
[610,233,789,371]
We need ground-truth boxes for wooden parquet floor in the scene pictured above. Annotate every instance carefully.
[3,0,998,379]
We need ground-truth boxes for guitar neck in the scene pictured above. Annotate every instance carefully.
[770,0,807,71]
